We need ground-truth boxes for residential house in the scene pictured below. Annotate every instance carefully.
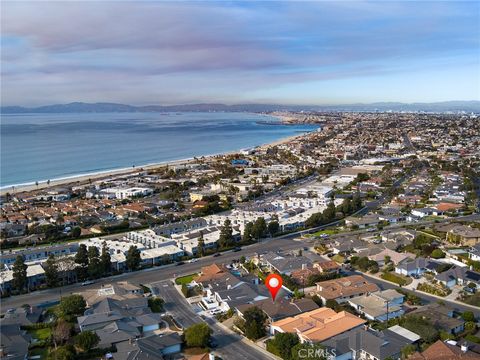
[322,325,418,360]
[368,248,415,266]
[347,289,405,322]
[446,225,480,246]
[113,333,183,360]
[260,252,313,276]
[80,281,143,306]
[345,214,381,229]
[395,257,429,277]
[411,208,442,218]
[236,297,318,322]
[200,272,269,312]
[409,340,480,360]
[315,275,380,305]
[77,291,167,349]
[435,266,480,289]
[270,307,366,343]
[410,304,465,335]
[468,243,480,262]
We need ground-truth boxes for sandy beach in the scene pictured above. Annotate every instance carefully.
[1,130,307,196]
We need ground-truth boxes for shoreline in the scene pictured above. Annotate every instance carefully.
[0,129,310,195]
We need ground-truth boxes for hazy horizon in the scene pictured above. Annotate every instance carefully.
[2,1,479,106]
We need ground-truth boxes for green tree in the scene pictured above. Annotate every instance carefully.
[252,217,267,240]
[184,323,212,348]
[401,344,417,359]
[100,241,111,274]
[74,331,100,352]
[74,244,89,281]
[243,221,254,243]
[266,332,299,360]
[44,254,59,288]
[465,321,477,332]
[462,311,476,322]
[126,245,141,271]
[58,294,86,318]
[197,231,205,257]
[218,219,234,248]
[71,227,81,238]
[47,345,76,360]
[431,249,446,259]
[12,255,28,292]
[148,297,165,313]
[341,197,352,215]
[323,201,336,222]
[267,220,280,237]
[352,192,362,211]
[243,306,267,340]
[87,246,102,279]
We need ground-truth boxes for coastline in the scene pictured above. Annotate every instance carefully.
[0,129,308,195]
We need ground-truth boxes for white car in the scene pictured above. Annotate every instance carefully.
[189,258,199,263]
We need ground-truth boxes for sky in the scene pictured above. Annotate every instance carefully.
[1,0,479,106]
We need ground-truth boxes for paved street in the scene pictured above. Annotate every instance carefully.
[151,280,275,360]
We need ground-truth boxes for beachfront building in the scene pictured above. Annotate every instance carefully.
[98,186,153,199]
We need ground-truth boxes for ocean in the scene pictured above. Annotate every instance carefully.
[1,112,317,188]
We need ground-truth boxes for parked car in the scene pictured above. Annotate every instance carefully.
[232,247,242,252]
[81,280,95,286]
[464,286,477,294]
[189,258,199,263]
[176,261,185,266]
[213,253,221,257]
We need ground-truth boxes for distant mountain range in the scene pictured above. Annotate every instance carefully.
[2,100,479,113]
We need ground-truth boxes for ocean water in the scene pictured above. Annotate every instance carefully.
[1,112,317,187]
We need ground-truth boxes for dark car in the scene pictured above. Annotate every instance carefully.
[176,261,185,266]
[209,339,218,348]
[213,253,221,257]
[232,247,242,252]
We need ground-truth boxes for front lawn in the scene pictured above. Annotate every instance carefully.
[381,272,411,286]
[175,273,197,285]
[332,254,345,263]
[312,229,340,237]
[29,328,52,341]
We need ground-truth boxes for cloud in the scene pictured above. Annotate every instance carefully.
[1,1,479,105]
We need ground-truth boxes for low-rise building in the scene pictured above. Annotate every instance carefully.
[270,307,367,343]
[315,275,380,305]
[347,289,405,322]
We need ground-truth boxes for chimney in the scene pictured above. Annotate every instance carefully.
[209,353,215,360]
[461,343,469,353]
[302,264,307,270]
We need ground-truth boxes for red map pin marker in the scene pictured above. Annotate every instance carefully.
[265,274,282,302]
